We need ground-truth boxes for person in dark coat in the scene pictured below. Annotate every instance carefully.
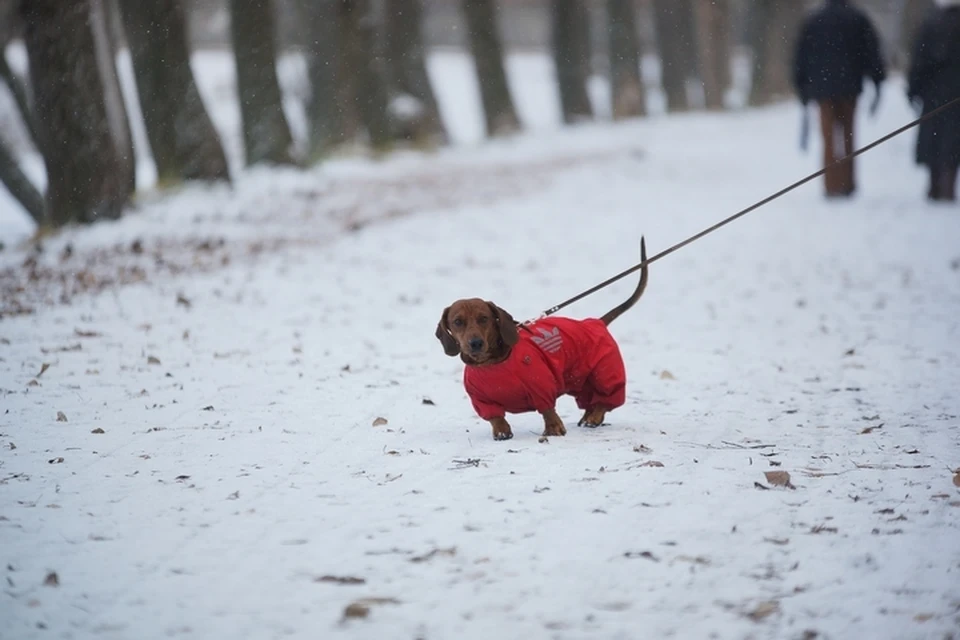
[793,0,887,198]
[908,0,960,202]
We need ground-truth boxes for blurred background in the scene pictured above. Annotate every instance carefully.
[0,0,936,235]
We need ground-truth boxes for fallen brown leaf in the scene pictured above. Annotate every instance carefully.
[763,537,790,545]
[659,370,676,380]
[37,363,50,378]
[48,457,64,464]
[176,293,192,309]
[639,460,664,467]
[746,600,780,621]
[372,417,388,427]
[91,428,105,434]
[633,444,652,453]
[624,551,659,562]
[315,575,366,585]
[74,328,101,338]
[764,471,795,489]
[56,411,67,422]
[421,398,435,406]
[860,424,883,434]
[410,547,456,563]
[147,356,161,365]
[43,572,59,587]
[754,482,770,490]
[341,597,400,620]
[953,470,960,487]
[227,491,239,500]
[914,613,934,622]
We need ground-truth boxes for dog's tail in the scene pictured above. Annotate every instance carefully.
[600,236,649,326]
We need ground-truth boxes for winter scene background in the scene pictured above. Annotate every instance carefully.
[1,1,959,639]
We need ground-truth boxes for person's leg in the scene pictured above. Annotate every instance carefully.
[837,98,858,194]
[928,166,941,201]
[819,100,841,196]
[941,165,958,201]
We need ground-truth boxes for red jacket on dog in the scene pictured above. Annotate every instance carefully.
[463,317,627,420]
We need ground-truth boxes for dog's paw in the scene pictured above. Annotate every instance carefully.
[493,431,514,441]
[542,423,567,437]
[578,409,607,428]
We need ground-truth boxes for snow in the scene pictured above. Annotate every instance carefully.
[2,48,960,640]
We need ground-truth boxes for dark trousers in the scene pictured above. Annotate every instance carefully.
[928,165,958,202]
[819,98,858,197]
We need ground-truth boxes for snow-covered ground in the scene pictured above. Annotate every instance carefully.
[2,49,960,640]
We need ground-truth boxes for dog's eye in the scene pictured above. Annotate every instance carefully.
[453,318,464,327]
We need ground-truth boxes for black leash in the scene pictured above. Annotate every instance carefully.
[541,95,960,318]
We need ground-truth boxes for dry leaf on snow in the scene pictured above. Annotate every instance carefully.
[639,460,664,468]
[56,411,67,422]
[372,417,388,427]
[91,428,105,434]
[315,575,366,585]
[659,370,676,380]
[147,356,161,365]
[74,328,101,338]
[746,600,780,621]
[43,572,59,587]
[953,469,960,488]
[37,363,50,378]
[764,471,795,489]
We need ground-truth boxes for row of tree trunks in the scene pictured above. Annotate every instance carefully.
[118,0,230,183]
[694,0,732,110]
[748,0,805,106]
[340,0,392,150]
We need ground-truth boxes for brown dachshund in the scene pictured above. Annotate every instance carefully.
[437,238,649,440]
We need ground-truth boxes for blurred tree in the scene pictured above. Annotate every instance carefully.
[693,0,732,110]
[339,0,392,150]
[0,46,39,147]
[230,0,297,165]
[653,0,698,112]
[0,135,44,224]
[899,0,934,70]
[21,0,128,226]
[607,0,645,119]
[385,0,446,144]
[301,0,353,158]
[551,0,593,123]
[748,0,805,106]
[118,0,231,183]
[90,0,135,195]
[461,0,520,136]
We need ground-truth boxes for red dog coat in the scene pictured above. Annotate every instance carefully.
[463,317,627,420]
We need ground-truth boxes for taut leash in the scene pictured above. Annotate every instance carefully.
[540,95,960,318]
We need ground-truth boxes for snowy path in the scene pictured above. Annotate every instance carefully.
[2,97,960,639]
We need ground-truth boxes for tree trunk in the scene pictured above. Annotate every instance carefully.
[229,0,297,165]
[653,0,698,112]
[21,0,128,226]
[0,50,39,148]
[118,0,230,183]
[301,0,353,159]
[899,0,934,70]
[90,0,135,195]
[339,0,392,150]
[607,0,645,119]
[385,0,446,144]
[693,0,732,110]
[551,0,593,123]
[0,135,44,225]
[461,0,520,137]
[748,0,805,106]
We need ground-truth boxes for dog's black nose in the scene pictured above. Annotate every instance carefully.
[468,338,484,352]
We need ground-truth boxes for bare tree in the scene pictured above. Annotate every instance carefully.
[607,0,645,119]
[461,0,520,137]
[693,0,732,110]
[21,0,128,226]
[339,0,392,150]
[90,0,135,195]
[385,0,446,144]
[0,49,39,147]
[748,0,805,106]
[230,0,297,165]
[653,0,698,112]
[301,0,352,158]
[118,0,230,183]
[551,0,593,123]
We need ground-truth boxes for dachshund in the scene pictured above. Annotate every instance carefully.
[436,238,649,441]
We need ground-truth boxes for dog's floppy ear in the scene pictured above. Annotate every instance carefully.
[435,306,460,356]
[487,302,519,347]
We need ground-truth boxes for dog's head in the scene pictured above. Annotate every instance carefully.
[435,298,519,365]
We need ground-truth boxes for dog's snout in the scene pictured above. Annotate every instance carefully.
[468,337,485,352]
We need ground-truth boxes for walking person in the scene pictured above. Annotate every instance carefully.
[793,0,886,198]
[908,0,960,202]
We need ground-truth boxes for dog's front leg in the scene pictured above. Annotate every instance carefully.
[489,417,514,441]
[540,408,567,437]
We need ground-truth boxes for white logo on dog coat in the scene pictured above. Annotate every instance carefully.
[531,327,562,353]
